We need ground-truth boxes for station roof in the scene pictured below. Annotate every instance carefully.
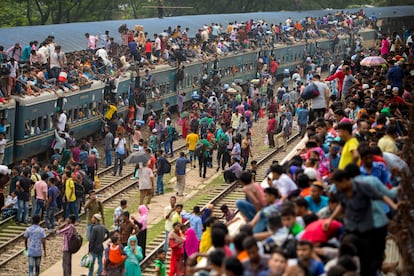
[0,6,413,53]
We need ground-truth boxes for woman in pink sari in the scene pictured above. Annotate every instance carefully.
[132,205,149,258]
[183,227,199,265]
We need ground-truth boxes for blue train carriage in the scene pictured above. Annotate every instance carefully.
[0,99,16,165]
[141,51,258,112]
[59,81,106,139]
[13,92,65,162]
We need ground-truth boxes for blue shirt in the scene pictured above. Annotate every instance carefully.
[297,108,309,125]
[24,225,46,257]
[305,195,329,214]
[48,186,59,208]
[181,213,202,240]
[386,65,404,88]
[309,259,325,276]
[360,162,390,185]
[175,157,190,175]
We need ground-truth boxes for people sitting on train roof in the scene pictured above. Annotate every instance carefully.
[0,9,377,100]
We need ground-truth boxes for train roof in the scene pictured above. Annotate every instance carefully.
[0,98,16,110]
[0,6,413,53]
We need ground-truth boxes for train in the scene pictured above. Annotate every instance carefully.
[0,27,381,165]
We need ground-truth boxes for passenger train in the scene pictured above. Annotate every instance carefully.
[3,4,410,165]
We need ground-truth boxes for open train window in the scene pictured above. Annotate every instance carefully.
[24,120,30,137]
[73,108,78,121]
[68,109,73,123]
[31,119,39,135]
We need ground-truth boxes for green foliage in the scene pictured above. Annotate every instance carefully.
[0,0,412,27]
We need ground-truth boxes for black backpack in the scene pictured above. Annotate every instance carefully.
[301,82,320,100]
[68,229,83,254]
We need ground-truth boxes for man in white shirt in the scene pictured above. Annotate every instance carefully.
[270,164,297,201]
[56,110,67,133]
[310,74,329,122]
[113,132,127,176]
[1,191,18,220]
[0,132,6,165]
[138,162,154,206]
[49,45,66,79]
[154,34,161,63]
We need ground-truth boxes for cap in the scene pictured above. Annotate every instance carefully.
[152,128,158,133]
[311,181,324,189]
[362,84,370,90]
[93,213,102,221]
[392,87,399,92]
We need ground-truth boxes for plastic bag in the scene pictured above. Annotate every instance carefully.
[264,135,269,145]
[80,253,93,268]
[94,175,101,190]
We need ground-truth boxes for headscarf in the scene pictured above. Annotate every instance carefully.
[124,236,143,265]
[184,228,200,256]
[138,205,149,230]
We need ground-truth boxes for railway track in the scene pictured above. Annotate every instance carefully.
[139,133,301,275]
[0,139,189,270]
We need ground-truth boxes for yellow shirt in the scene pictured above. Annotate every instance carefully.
[65,178,76,202]
[378,135,398,154]
[338,137,359,170]
[171,212,182,225]
[105,105,117,120]
[186,133,199,151]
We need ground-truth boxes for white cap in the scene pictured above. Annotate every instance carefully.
[362,84,370,90]
[304,167,317,181]
[392,87,399,92]
[152,129,157,133]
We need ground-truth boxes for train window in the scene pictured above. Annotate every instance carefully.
[32,119,39,135]
[50,114,55,129]
[88,103,94,117]
[73,108,78,121]
[68,109,73,123]
[24,120,30,137]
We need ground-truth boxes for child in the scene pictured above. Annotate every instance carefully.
[220,204,235,222]
[280,205,304,237]
[104,231,127,275]
[250,160,258,182]
[155,249,166,276]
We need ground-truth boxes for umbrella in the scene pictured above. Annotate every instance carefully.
[227,88,237,94]
[124,152,151,164]
[360,56,387,67]
[159,32,169,37]
[250,79,260,84]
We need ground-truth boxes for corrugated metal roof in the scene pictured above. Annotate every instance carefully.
[0,6,413,53]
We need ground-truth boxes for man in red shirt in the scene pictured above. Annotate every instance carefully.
[267,114,277,148]
[270,58,279,78]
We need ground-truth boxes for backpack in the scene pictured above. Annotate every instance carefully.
[281,232,297,259]
[200,119,209,135]
[208,121,216,132]
[107,244,127,267]
[218,134,229,153]
[74,182,85,199]
[161,158,171,174]
[82,176,94,194]
[68,229,83,254]
[172,127,179,141]
[194,141,205,157]
[301,82,320,100]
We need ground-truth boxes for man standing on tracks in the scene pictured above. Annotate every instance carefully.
[163,196,177,253]
[104,126,114,167]
[155,150,168,196]
[138,161,154,206]
[24,214,46,276]
[113,132,127,176]
[186,129,199,169]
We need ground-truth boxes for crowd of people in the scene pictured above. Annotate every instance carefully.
[1,8,414,276]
